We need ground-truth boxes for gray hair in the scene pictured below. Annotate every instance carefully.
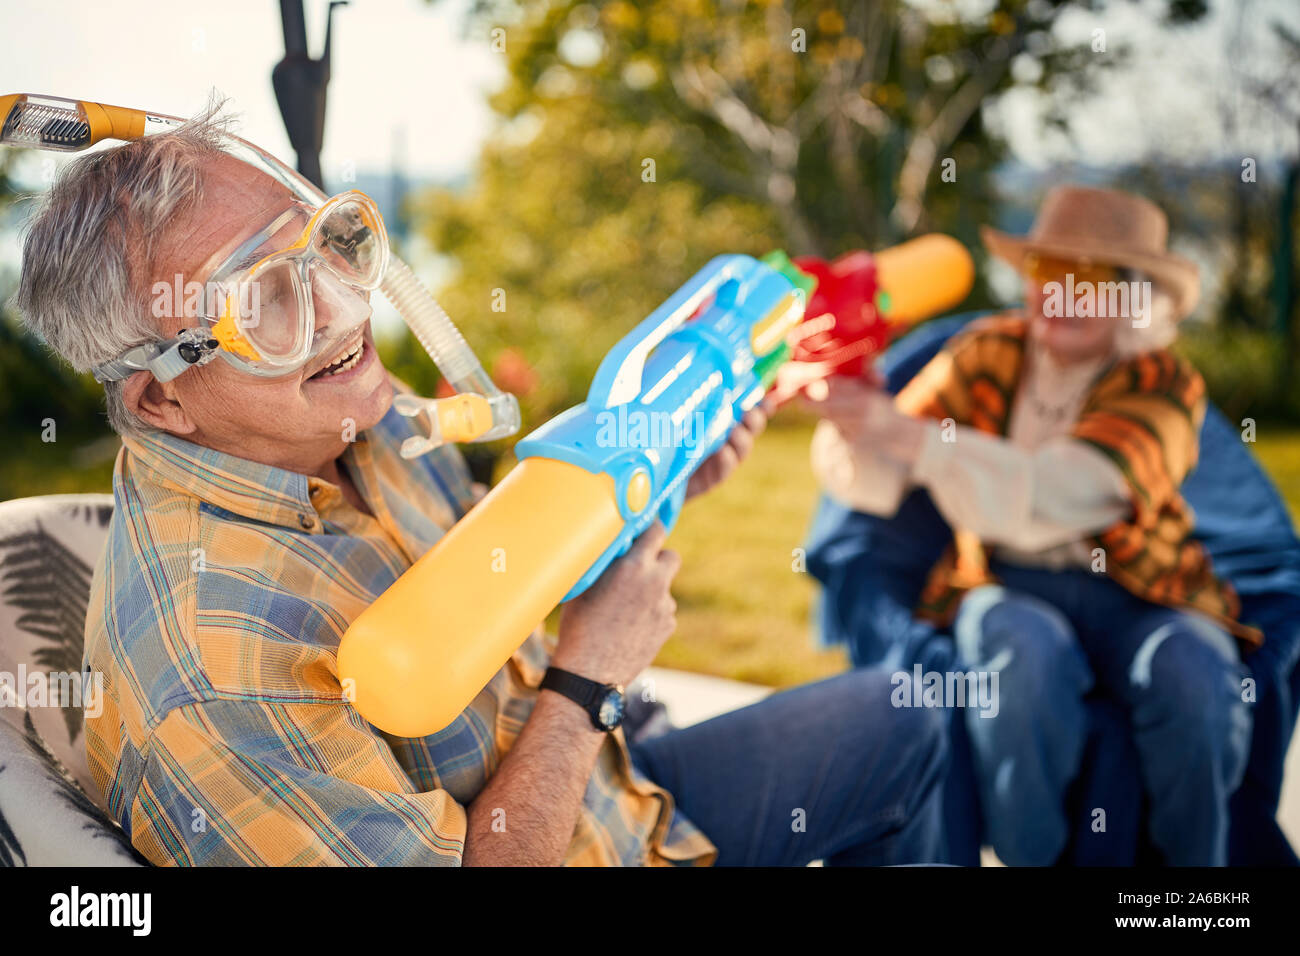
[13,102,231,436]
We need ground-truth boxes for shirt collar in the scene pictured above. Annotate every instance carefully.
[121,428,353,533]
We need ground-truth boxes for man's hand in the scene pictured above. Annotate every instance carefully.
[685,396,774,500]
[802,371,929,467]
[550,520,681,686]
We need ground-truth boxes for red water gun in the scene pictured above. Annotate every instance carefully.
[773,234,974,401]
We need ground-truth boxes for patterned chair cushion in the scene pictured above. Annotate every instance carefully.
[0,710,143,866]
[0,493,113,808]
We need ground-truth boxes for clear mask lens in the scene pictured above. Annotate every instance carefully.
[315,199,386,287]
[211,191,388,375]
[243,259,307,361]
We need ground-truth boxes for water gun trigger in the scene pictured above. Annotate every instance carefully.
[562,462,690,601]
[655,480,688,534]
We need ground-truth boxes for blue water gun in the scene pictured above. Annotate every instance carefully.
[516,252,811,599]
[339,252,812,735]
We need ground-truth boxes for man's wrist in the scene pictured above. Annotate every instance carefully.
[540,666,627,732]
[548,651,619,687]
[536,683,607,735]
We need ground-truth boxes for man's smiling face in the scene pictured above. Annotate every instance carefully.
[129,152,393,473]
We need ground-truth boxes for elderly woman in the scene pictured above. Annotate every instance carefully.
[807,185,1258,866]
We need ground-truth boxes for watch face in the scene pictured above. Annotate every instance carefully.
[597,689,626,730]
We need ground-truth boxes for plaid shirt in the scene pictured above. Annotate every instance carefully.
[83,391,714,866]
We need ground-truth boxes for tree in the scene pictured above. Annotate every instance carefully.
[409,0,1207,429]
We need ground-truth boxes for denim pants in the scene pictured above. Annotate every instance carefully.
[628,668,948,865]
[953,561,1253,866]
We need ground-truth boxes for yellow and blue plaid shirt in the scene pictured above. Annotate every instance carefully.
[83,391,714,866]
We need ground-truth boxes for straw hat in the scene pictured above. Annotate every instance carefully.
[981,185,1200,319]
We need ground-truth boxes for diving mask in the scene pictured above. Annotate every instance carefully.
[93,190,388,382]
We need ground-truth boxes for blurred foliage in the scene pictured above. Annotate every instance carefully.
[653,415,847,685]
[0,309,120,497]
[0,151,123,499]
[1175,325,1285,425]
[1120,3,1300,421]
[1117,164,1299,424]
[406,0,1203,432]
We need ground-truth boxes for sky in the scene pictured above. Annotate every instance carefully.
[978,0,1298,171]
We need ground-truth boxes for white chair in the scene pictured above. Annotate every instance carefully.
[0,494,142,866]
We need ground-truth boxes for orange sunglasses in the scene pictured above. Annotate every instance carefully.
[1022,252,1120,286]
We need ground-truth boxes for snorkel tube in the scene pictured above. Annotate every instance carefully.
[0,92,520,453]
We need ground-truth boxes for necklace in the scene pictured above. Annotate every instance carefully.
[1023,351,1107,425]
[1027,379,1080,424]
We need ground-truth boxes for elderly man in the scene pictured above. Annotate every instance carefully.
[16,114,946,866]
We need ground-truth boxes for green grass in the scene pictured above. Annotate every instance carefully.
[1253,430,1300,525]
[11,419,1300,691]
[656,413,850,687]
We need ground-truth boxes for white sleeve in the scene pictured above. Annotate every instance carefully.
[809,419,911,517]
[910,424,1132,551]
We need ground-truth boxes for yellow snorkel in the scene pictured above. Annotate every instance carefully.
[0,92,520,453]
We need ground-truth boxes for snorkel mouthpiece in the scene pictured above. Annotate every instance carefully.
[379,256,521,455]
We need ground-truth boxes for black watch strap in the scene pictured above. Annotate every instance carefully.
[540,667,623,732]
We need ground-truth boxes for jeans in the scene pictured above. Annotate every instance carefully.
[953,562,1253,866]
[628,668,948,866]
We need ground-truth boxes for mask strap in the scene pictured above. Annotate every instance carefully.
[92,328,220,383]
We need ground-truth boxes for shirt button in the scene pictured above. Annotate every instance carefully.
[298,513,317,531]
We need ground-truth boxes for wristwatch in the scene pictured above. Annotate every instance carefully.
[540,667,626,732]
